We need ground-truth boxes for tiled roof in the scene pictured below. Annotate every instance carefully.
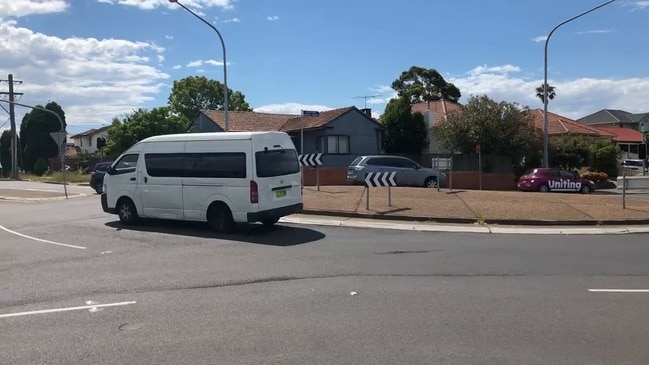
[410,100,464,126]
[200,110,296,132]
[69,125,111,138]
[597,127,645,143]
[530,109,615,137]
[280,107,355,132]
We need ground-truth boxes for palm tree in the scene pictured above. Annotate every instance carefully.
[536,84,556,104]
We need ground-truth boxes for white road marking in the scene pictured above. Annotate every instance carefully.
[0,301,136,319]
[588,289,649,293]
[0,224,86,250]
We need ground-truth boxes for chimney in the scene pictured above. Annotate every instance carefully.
[423,110,435,129]
[360,108,372,117]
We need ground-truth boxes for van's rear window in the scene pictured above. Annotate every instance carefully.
[255,149,300,178]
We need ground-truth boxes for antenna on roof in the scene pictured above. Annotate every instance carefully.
[352,95,380,109]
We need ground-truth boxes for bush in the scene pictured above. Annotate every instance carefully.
[33,158,48,176]
[580,171,608,183]
[588,139,621,178]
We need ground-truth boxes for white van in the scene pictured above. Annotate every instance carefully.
[101,131,303,232]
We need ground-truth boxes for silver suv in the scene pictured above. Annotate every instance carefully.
[347,155,446,188]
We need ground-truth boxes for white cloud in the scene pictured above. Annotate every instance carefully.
[157,54,165,63]
[369,84,393,93]
[165,35,174,40]
[628,1,649,9]
[96,0,232,11]
[267,15,279,21]
[448,64,649,119]
[222,17,240,23]
[468,64,521,76]
[0,20,169,126]
[186,59,230,67]
[172,64,182,69]
[576,29,615,34]
[0,0,68,17]
[532,35,548,43]
[254,103,333,115]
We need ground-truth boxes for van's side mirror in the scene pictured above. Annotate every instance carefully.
[107,167,115,175]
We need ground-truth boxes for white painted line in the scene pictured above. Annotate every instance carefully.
[588,289,649,293]
[0,301,136,319]
[0,224,86,250]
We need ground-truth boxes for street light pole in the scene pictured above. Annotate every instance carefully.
[0,99,68,199]
[543,0,616,167]
[168,0,229,131]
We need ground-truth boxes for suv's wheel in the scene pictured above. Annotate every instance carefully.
[580,185,592,194]
[95,187,103,194]
[538,184,550,193]
[207,203,235,233]
[117,198,138,225]
[423,177,438,189]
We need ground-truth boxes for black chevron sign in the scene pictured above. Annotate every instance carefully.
[298,153,323,166]
[364,172,397,187]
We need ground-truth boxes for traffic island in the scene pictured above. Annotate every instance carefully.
[301,186,649,226]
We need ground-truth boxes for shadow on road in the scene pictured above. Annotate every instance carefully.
[104,220,326,246]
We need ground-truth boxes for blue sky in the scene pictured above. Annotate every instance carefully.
[1,0,648,134]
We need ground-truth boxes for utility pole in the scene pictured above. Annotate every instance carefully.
[0,74,24,179]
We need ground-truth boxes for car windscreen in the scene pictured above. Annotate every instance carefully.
[94,163,111,172]
[349,157,363,166]
[255,149,300,178]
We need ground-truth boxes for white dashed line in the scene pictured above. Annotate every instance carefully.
[0,225,86,250]
[588,289,649,293]
[0,301,136,319]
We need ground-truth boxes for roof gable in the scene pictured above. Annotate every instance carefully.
[579,109,641,125]
[597,127,645,143]
[530,109,614,137]
[280,106,382,132]
[199,110,296,132]
[69,125,111,139]
[410,100,464,127]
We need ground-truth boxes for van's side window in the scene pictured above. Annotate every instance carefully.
[144,153,246,178]
[189,153,246,178]
[145,154,188,177]
[113,154,139,174]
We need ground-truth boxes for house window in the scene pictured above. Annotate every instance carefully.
[317,135,350,154]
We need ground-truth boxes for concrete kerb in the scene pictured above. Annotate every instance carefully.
[281,214,649,235]
[298,209,649,227]
[0,193,93,202]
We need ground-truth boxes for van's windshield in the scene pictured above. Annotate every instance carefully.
[255,149,300,178]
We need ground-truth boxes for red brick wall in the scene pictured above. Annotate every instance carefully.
[302,167,348,186]
[445,171,516,191]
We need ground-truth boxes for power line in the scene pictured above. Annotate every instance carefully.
[352,95,380,109]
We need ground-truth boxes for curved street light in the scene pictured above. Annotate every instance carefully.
[168,0,229,131]
[0,99,68,198]
[542,0,616,167]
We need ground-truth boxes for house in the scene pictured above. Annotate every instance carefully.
[69,125,111,153]
[411,100,464,154]
[577,109,649,131]
[192,106,384,167]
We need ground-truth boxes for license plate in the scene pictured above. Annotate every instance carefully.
[275,190,287,198]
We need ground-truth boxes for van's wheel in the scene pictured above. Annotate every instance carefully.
[580,185,592,194]
[423,177,438,189]
[261,217,279,227]
[117,198,138,225]
[538,184,550,193]
[207,203,235,233]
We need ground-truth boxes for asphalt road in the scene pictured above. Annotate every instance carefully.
[2,197,649,364]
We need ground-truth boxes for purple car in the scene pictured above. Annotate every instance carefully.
[517,168,595,194]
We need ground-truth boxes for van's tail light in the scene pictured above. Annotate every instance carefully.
[250,180,259,204]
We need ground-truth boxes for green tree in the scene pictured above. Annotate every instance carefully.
[391,66,461,107]
[168,75,252,122]
[19,101,66,172]
[33,158,48,176]
[104,106,188,156]
[588,138,622,178]
[434,95,542,165]
[381,97,429,154]
[535,84,556,104]
[548,135,591,170]
[0,130,13,177]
